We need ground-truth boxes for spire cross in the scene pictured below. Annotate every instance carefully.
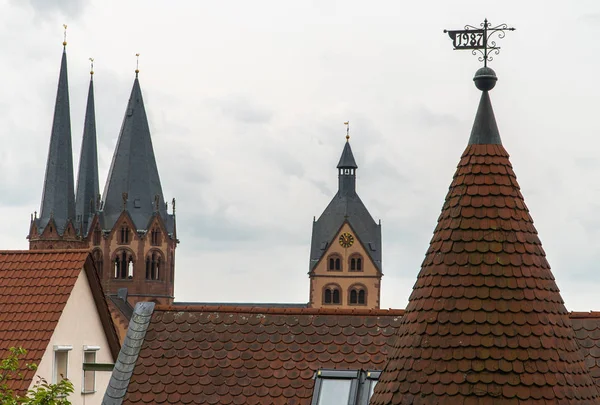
[344,121,350,141]
[135,53,140,76]
[444,19,515,67]
[62,24,68,47]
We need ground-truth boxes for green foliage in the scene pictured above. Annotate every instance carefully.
[0,347,74,405]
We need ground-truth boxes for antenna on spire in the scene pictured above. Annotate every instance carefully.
[344,121,350,141]
[62,24,68,47]
[89,57,94,76]
[135,53,140,77]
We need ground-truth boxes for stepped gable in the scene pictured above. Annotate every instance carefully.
[371,67,600,404]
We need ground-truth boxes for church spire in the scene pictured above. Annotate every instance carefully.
[102,69,167,231]
[75,61,99,236]
[336,123,358,197]
[38,43,75,235]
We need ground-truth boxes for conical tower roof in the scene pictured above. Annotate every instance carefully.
[38,47,75,234]
[371,68,600,404]
[337,140,358,169]
[75,73,99,236]
[102,74,167,231]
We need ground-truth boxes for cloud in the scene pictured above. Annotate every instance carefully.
[213,95,273,125]
[11,0,87,18]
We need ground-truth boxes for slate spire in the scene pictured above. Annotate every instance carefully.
[38,46,75,234]
[75,69,100,236]
[102,73,167,231]
[337,139,358,196]
[371,69,600,403]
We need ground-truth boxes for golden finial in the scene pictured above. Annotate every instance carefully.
[62,24,68,47]
[135,53,140,76]
[89,57,94,75]
[344,121,350,141]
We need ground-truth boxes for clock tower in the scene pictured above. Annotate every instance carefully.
[308,131,382,309]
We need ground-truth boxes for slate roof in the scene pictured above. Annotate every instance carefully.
[337,140,358,168]
[371,76,600,404]
[0,250,120,394]
[38,47,75,235]
[102,74,172,233]
[75,74,100,236]
[310,141,381,271]
[104,305,404,405]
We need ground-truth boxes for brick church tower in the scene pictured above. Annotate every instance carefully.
[308,128,382,309]
[29,44,178,306]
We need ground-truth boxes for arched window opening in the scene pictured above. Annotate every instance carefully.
[349,285,367,306]
[92,250,103,278]
[332,289,340,304]
[145,252,162,281]
[114,251,133,280]
[151,228,161,246]
[327,255,342,271]
[323,285,341,305]
[349,255,363,272]
[324,289,332,304]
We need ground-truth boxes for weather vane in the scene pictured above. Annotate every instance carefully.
[62,24,68,47]
[135,53,140,75]
[443,19,515,66]
[89,57,94,75]
[344,121,350,141]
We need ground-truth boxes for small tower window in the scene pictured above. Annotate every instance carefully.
[119,225,131,245]
[150,228,161,246]
[349,255,363,272]
[114,250,134,280]
[93,226,102,246]
[323,285,341,305]
[327,254,342,271]
[349,284,367,305]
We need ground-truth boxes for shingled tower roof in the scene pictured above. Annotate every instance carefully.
[75,72,99,236]
[102,73,169,232]
[38,47,75,234]
[371,68,600,404]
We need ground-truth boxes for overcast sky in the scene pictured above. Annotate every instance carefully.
[2,0,600,310]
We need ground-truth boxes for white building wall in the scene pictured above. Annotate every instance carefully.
[32,270,115,405]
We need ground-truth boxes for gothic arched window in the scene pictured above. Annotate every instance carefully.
[150,228,161,246]
[118,225,131,245]
[145,251,163,281]
[114,250,134,280]
[92,249,103,278]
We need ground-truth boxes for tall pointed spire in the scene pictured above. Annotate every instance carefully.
[75,61,99,235]
[102,71,167,231]
[371,69,600,404]
[38,43,75,234]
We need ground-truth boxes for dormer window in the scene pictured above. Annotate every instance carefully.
[327,254,342,271]
[349,255,363,271]
[119,225,131,245]
[323,284,341,305]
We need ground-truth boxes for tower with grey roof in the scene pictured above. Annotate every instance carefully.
[308,133,382,309]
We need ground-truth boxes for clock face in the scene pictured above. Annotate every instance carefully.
[339,232,355,248]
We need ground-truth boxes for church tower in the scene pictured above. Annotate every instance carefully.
[308,126,382,309]
[29,42,84,249]
[94,69,177,306]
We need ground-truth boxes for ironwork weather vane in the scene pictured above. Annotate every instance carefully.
[443,19,515,66]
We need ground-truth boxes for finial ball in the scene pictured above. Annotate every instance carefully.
[473,66,497,91]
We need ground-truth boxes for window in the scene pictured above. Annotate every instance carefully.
[350,255,363,271]
[53,345,72,384]
[93,226,102,246]
[311,370,380,405]
[323,285,341,305]
[327,255,342,271]
[114,250,134,279]
[150,228,161,246]
[145,251,162,280]
[92,249,103,278]
[119,225,131,244]
[82,346,99,394]
[349,285,367,305]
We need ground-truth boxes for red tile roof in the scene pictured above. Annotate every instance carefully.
[122,305,404,405]
[0,250,120,393]
[572,312,600,384]
[371,143,600,404]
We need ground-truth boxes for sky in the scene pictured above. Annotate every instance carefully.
[2,0,600,310]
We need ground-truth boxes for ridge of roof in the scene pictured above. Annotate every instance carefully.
[101,76,168,232]
[371,79,600,403]
[75,75,100,236]
[337,140,358,168]
[154,304,405,316]
[38,48,75,235]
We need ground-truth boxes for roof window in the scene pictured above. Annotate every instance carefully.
[311,370,380,405]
